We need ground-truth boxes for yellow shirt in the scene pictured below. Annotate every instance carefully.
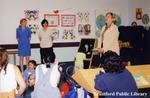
[74,52,86,69]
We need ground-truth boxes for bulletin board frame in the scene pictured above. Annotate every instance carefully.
[61,14,76,27]
[44,14,60,27]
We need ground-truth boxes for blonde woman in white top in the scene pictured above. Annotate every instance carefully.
[0,47,26,98]
[38,19,54,64]
[98,12,120,55]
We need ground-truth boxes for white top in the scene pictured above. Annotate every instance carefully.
[35,64,61,87]
[0,63,17,92]
[98,23,120,55]
[38,28,53,48]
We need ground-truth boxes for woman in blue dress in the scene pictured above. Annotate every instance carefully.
[16,18,32,72]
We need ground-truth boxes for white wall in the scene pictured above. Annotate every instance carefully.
[0,0,130,44]
[128,0,150,26]
[0,0,134,63]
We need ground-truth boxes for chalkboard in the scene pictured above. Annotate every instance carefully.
[78,38,96,58]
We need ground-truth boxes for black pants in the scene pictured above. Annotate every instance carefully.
[40,47,53,64]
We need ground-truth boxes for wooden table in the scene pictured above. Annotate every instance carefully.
[7,50,18,65]
[72,65,150,98]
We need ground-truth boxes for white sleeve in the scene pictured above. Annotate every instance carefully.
[97,26,105,48]
[38,30,41,41]
[35,66,39,83]
[50,64,61,87]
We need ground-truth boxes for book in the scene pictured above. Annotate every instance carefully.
[133,75,149,86]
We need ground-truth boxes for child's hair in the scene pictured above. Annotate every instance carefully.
[44,52,56,64]
[28,60,37,67]
[28,74,35,87]
[0,47,8,74]
[28,74,35,80]
[43,52,56,68]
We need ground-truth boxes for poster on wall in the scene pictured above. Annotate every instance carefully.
[61,14,76,27]
[51,28,59,40]
[95,14,105,37]
[24,10,39,34]
[115,15,122,26]
[28,22,39,34]
[142,13,150,30]
[62,29,76,40]
[77,12,90,23]
[77,11,91,36]
[25,10,39,21]
[142,14,149,25]
[136,8,142,20]
[78,24,91,35]
[44,14,59,27]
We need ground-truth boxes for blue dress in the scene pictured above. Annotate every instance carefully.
[16,27,31,56]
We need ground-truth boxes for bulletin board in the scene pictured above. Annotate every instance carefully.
[44,14,60,27]
[0,1,93,45]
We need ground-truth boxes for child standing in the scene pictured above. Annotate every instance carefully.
[16,18,32,72]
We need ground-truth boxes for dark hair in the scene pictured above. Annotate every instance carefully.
[41,19,48,27]
[43,52,56,68]
[28,60,37,67]
[100,50,125,73]
[0,47,8,74]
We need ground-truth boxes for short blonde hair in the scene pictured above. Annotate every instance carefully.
[106,12,117,23]
[20,18,27,24]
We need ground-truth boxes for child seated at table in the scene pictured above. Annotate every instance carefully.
[94,50,139,98]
